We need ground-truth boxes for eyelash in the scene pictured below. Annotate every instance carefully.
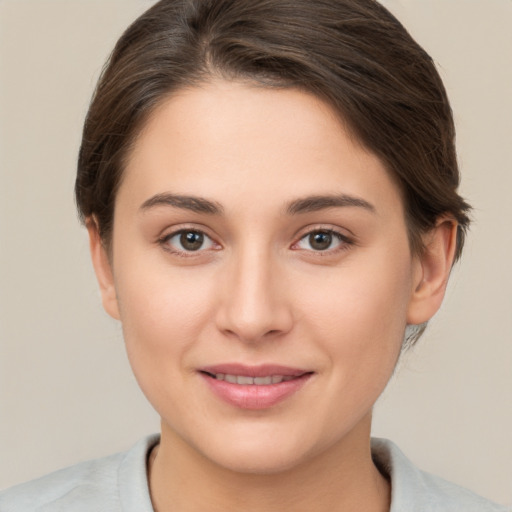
[158,227,354,257]
[158,228,220,257]
[293,228,354,255]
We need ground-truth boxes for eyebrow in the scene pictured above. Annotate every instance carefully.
[140,193,223,215]
[139,192,375,216]
[285,194,376,215]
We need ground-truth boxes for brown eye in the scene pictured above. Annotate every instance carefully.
[294,229,352,253]
[180,231,204,251]
[162,229,215,253]
[308,231,333,251]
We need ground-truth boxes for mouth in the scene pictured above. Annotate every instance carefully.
[198,364,314,410]
[200,372,301,385]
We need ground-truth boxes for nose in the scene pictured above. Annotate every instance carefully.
[215,246,294,343]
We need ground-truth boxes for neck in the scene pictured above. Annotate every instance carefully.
[148,415,390,512]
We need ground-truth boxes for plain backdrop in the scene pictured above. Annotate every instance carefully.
[0,0,511,505]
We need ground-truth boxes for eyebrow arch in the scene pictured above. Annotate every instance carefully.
[286,194,376,215]
[140,193,223,215]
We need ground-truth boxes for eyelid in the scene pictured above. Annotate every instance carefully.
[292,224,354,242]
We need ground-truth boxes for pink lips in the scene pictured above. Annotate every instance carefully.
[199,364,313,410]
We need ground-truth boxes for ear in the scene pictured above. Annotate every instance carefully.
[86,218,120,320]
[407,218,459,325]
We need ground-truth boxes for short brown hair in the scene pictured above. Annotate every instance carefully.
[76,0,470,258]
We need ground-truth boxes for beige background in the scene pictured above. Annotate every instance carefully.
[0,0,511,505]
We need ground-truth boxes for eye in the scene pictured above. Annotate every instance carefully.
[295,229,351,252]
[161,229,216,253]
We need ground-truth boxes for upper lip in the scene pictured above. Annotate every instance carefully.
[199,364,311,378]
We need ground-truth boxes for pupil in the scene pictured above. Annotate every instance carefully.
[181,231,203,251]
[310,232,332,251]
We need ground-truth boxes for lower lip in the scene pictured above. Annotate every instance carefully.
[200,373,313,410]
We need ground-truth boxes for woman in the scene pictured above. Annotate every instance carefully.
[0,0,508,510]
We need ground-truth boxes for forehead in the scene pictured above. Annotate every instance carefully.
[120,80,404,219]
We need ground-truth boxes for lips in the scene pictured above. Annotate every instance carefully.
[198,364,313,410]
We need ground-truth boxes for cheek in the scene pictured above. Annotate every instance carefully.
[113,264,215,389]
[298,247,413,376]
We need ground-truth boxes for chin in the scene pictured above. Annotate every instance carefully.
[204,441,312,475]
[183,418,349,476]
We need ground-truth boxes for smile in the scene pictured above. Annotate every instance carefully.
[199,364,314,410]
[206,373,296,385]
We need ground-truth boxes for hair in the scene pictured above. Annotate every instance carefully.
[75,0,471,344]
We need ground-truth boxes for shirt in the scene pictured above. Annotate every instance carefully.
[0,435,508,511]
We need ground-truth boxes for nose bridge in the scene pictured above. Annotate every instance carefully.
[216,241,292,342]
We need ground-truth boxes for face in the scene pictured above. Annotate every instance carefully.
[93,80,437,474]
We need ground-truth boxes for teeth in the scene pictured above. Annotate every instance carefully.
[214,374,296,385]
[254,376,272,385]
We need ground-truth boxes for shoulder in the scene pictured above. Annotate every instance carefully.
[0,435,159,512]
[0,452,123,512]
[371,438,510,512]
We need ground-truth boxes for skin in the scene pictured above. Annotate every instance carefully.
[89,80,457,512]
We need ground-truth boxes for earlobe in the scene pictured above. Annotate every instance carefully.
[86,219,121,320]
[406,218,458,325]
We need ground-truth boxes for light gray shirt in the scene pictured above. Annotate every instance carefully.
[0,435,508,511]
